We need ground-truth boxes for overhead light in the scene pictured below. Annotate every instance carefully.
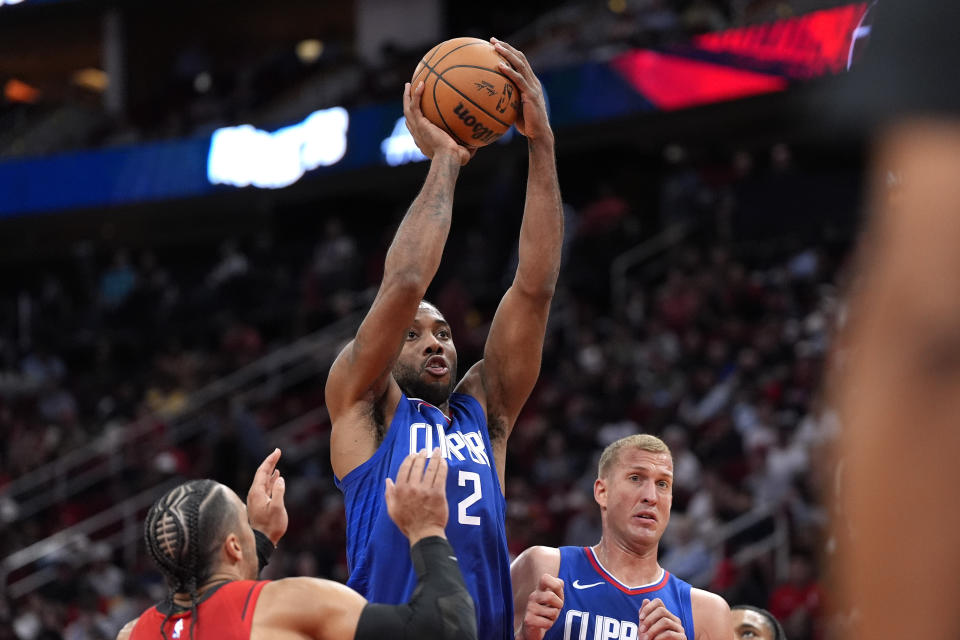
[72,68,108,92]
[4,78,39,103]
[608,0,626,14]
[296,39,324,64]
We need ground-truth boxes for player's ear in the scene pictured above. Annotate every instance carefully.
[224,533,243,562]
[594,477,607,509]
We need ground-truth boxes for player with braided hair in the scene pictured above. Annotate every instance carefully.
[118,448,477,640]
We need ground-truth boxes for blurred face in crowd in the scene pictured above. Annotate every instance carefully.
[595,447,673,550]
[732,609,776,640]
[393,302,458,408]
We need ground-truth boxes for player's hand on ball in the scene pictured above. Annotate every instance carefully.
[638,598,686,640]
[519,573,564,640]
[385,448,449,543]
[404,82,475,166]
[246,448,288,545]
[491,38,552,143]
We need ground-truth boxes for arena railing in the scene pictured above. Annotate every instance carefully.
[0,306,366,525]
[0,480,180,600]
[0,404,333,599]
[688,503,791,588]
[609,222,691,312]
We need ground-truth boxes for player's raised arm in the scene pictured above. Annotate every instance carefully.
[457,38,563,476]
[326,82,471,479]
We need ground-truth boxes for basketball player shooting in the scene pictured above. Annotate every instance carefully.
[325,37,562,640]
[511,435,732,640]
[117,448,476,640]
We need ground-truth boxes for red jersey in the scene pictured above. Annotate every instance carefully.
[130,580,268,639]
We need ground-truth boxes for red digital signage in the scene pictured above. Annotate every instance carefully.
[612,3,869,111]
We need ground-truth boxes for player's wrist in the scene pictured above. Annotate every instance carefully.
[406,525,447,546]
[253,529,276,573]
[431,146,462,163]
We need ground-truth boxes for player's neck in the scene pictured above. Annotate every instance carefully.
[593,538,662,587]
[411,393,451,419]
[170,569,242,607]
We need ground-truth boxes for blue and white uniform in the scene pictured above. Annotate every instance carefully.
[335,392,512,640]
[545,546,695,640]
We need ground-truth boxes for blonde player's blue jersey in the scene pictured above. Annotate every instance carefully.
[335,392,512,640]
[545,546,695,640]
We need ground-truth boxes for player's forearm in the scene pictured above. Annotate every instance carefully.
[355,537,477,640]
[383,150,461,292]
[515,137,562,298]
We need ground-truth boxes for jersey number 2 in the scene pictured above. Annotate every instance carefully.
[458,470,482,526]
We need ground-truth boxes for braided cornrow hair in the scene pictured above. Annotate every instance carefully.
[144,479,235,640]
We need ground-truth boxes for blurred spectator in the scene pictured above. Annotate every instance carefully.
[661,513,715,583]
[206,239,249,289]
[767,555,821,640]
[98,251,138,310]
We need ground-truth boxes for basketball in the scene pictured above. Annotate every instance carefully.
[411,37,521,149]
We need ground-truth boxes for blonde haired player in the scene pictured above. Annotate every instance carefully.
[512,434,732,640]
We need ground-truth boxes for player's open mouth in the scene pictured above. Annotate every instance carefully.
[424,356,448,376]
[634,513,657,523]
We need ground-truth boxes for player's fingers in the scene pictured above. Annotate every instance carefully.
[424,447,442,485]
[403,82,417,126]
[492,39,536,84]
[427,448,446,487]
[639,601,679,637]
[491,38,529,67]
[384,477,396,508]
[525,606,560,626]
[638,597,664,622]
[403,82,423,127]
[265,468,280,496]
[496,60,531,94]
[538,573,564,598]
[412,448,429,481]
[396,451,416,485]
[533,589,563,610]
[271,476,286,509]
[434,453,448,490]
[641,614,683,638]
[410,81,427,119]
[254,448,281,486]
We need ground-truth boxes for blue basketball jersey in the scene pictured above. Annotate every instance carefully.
[544,546,695,640]
[335,392,513,640]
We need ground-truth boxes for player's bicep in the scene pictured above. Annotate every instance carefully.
[481,285,552,424]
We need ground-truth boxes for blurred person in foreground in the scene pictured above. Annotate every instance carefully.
[829,1,960,639]
[117,448,475,640]
[511,434,732,640]
[325,38,562,640]
[731,605,786,640]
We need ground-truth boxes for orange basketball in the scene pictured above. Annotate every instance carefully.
[411,37,520,149]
